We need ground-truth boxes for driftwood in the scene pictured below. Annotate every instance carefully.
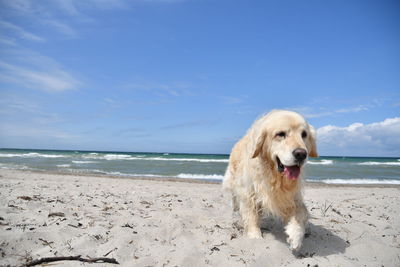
[48,212,66,217]
[23,255,119,266]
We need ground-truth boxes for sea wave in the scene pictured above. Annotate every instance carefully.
[307,160,334,165]
[0,163,32,170]
[95,170,224,180]
[57,164,71,168]
[356,161,400,166]
[82,153,228,163]
[0,152,66,158]
[176,173,224,180]
[104,154,134,160]
[59,168,224,180]
[309,178,400,185]
[82,154,129,160]
[72,161,98,164]
[110,172,161,177]
[138,157,229,163]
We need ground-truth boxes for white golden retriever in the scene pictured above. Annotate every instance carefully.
[223,110,317,250]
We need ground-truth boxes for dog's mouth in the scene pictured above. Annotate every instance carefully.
[276,157,301,180]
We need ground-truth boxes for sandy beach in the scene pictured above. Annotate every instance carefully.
[0,169,399,266]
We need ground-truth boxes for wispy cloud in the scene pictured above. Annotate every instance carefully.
[218,95,246,105]
[0,94,68,127]
[114,127,150,138]
[2,0,129,23]
[290,104,371,118]
[1,0,184,44]
[334,106,369,114]
[0,94,77,145]
[0,123,77,140]
[0,20,45,42]
[0,60,81,92]
[160,119,219,130]
[317,117,400,156]
[5,0,189,38]
[0,95,42,115]
[0,36,17,46]
[1,0,35,14]
[1,0,128,15]
[392,102,400,107]
[41,19,78,38]
[125,81,193,97]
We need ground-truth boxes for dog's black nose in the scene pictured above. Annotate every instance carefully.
[293,148,307,162]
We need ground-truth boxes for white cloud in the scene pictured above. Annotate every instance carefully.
[0,20,45,42]
[41,19,78,38]
[2,0,128,18]
[335,106,368,114]
[0,123,77,140]
[291,105,371,118]
[0,60,81,92]
[0,36,17,46]
[1,0,182,41]
[0,0,34,13]
[0,95,42,115]
[126,81,192,97]
[0,94,77,146]
[317,118,400,157]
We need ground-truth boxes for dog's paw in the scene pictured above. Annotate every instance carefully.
[247,229,262,239]
[287,235,303,251]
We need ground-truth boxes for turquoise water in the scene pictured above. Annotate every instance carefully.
[0,149,399,184]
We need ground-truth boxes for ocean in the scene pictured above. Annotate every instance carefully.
[0,148,399,185]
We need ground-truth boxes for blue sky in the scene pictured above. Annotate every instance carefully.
[0,0,399,156]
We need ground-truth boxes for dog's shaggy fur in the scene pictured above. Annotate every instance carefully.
[223,110,317,250]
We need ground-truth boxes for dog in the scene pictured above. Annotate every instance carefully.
[223,110,317,250]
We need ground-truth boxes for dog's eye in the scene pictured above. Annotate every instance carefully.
[276,131,286,138]
[302,131,307,138]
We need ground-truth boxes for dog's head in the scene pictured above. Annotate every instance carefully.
[251,110,318,180]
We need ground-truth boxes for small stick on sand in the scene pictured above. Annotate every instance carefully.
[23,255,119,266]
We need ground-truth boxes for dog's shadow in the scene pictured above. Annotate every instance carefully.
[260,217,349,257]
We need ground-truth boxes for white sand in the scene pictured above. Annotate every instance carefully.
[0,169,399,266]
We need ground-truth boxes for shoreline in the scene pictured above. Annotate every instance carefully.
[1,169,400,266]
[2,147,399,159]
[1,169,399,188]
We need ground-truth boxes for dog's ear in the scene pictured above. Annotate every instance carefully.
[252,130,267,158]
[308,125,318,158]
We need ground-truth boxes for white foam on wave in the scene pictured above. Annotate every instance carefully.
[104,172,164,178]
[176,173,224,180]
[0,152,66,158]
[309,178,400,185]
[104,154,133,160]
[307,160,334,165]
[138,157,229,163]
[82,153,228,163]
[101,172,224,180]
[61,168,224,181]
[72,161,98,164]
[57,164,71,168]
[0,163,31,170]
[357,161,400,166]
[83,154,134,160]
[101,171,224,180]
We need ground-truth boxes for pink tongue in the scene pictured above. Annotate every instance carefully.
[284,165,301,180]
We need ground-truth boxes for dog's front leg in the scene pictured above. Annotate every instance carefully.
[285,202,308,250]
[240,200,262,239]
